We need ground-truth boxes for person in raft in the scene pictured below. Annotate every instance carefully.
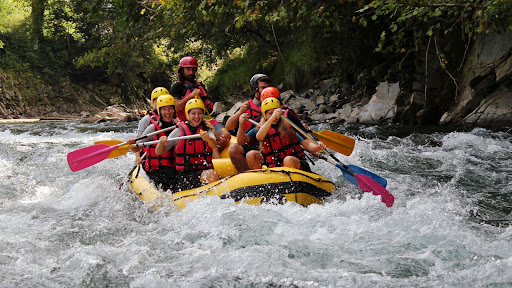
[169,56,231,156]
[225,73,271,132]
[225,74,271,171]
[259,86,311,135]
[132,87,175,165]
[127,94,178,191]
[155,98,220,191]
[242,97,325,172]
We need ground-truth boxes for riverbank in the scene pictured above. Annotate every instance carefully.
[2,30,512,127]
[0,116,83,124]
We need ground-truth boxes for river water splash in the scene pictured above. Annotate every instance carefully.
[0,121,511,287]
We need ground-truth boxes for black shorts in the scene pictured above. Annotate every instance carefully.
[145,167,176,192]
[299,159,312,173]
[242,143,259,155]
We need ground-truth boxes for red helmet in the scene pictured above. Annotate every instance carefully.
[260,87,281,102]
[179,56,198,68]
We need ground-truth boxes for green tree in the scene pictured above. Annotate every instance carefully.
[144,0,377,96]
[73,0,170,102]
[358,0,512,66]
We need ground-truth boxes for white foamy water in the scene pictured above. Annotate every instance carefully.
[0,121,511,287]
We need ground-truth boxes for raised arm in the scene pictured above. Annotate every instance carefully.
[256,108,281,141]
[225,101,248,130]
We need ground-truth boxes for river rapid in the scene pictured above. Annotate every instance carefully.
[0,121,511,287]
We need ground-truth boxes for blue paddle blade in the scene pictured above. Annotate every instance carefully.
[336,164,388,188]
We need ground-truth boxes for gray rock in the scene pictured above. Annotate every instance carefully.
[441,31,512,125]
[316,95,325,105]
[318,78,338,95]
[211,102,226,116]
[461,86,512,125]
[280,90,294,104]
[348,82,399,123]
[328,94,340,105]
[80,105,138,123]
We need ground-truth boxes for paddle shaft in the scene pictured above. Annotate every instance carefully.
[248,118,260,127]
[280,115,356,176]
[135,125,176,142]
[132,134,200,147]
[112,125,178,150]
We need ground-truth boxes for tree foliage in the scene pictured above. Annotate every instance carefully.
[144,0,372,95]
[358,0,512,66]
[2,0,512,106]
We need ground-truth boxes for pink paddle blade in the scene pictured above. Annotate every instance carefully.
[67,144,115,172]
[355,174,394,207]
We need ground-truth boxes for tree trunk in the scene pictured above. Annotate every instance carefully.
[31,0,46,44]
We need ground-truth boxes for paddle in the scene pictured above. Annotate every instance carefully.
[67,134,200,172]
[316,154,387,188]
[312,130,355,156]
[93,140,126,158]
[93,125,177,159]
[281,115,394,207]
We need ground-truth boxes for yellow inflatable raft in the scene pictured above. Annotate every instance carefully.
[127,160,337,209]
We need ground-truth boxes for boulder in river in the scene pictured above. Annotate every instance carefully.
[81,105,138,123]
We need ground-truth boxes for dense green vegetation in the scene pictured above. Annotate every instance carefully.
[1,0,511,105]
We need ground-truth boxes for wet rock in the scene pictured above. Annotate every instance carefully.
[416,108,439,125]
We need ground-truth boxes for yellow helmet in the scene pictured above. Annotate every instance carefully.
[156,94,175,115]
[261,97,282,119]
[185,98,208,121]
[151,87,170,102]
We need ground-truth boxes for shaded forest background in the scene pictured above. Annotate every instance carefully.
[1,0,511,119]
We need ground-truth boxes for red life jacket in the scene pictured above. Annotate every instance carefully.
[175,122,214,172]
[139,110,160,162]
[148,110,159,122]
[261,111,306,168]
[144,121,175,172]
[176,81,214,121]
[243,99,262,132]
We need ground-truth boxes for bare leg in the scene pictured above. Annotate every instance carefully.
[247,150,264,170]
[212,148,221,159]
[201,169,220,185]
[228,144,250,172]
[283,156,300,169]
[217,130,232,152]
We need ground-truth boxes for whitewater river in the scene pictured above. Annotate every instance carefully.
[0,121,511,287]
